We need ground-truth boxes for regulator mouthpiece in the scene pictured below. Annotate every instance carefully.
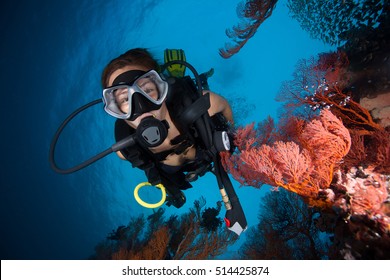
[136,117,169,148]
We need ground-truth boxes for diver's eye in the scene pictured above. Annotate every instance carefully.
[144,88,154,94]
[120,97,128,104]
[114,88,129,105]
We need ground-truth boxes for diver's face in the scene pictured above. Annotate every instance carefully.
[108,65,166,128]
[112,76,159,117]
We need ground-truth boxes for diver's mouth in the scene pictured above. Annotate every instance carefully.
[130,112,157,127]
[139,112,156,120]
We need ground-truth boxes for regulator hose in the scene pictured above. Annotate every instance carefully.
[49,99,137,174]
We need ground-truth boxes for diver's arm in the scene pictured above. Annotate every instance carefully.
[207,91,234,125]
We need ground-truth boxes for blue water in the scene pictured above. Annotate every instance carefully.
[0,0,332,259]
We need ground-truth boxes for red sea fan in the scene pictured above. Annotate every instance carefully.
[301,109,351,166]
[223,109,351,206]
[240,141,316,197]
[219,0,278,58]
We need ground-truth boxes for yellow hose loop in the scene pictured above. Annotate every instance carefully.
[134,182,166,208]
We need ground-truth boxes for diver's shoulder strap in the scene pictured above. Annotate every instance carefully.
[166,76,209,132]
[180,92,210,127]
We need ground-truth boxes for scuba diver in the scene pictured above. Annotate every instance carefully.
[101,48,233,206]
[50,48,247,235]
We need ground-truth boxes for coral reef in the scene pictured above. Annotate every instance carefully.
[223,109,389,258]
[91,197,237,260]
[317,167,390,259]
[219,0,389,259]
[360,92,390,128]
[276,50,390,174]
[240,189,330,259]
[222,46,390,258]
[222,109,351,207]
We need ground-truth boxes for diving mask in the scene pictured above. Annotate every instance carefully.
[102,70,168,120]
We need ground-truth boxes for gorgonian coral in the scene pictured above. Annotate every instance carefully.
[222,109,351,207]
[219,0,278,58]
